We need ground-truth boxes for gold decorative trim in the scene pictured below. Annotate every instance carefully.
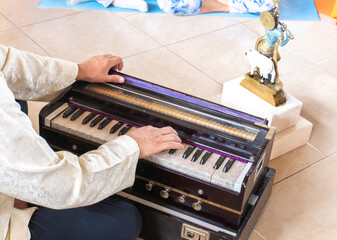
[254,123,275,140]
[136,175,242,215]
[265,127,276,140]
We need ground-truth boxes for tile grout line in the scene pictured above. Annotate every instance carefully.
[122,45,164,59]
[282,54,337,78]
[165,46,223,87]
[121,16,241,87]
[164,21,248,48]
[255,230,268,240]
[16,10,88,28]
[120,16,164,47]
[0,12,51,56]
[0,13,16,32]
[0,8,85,57]
[273,148,332,185]
[122,13,245,49]
[162,21,260,86]
[306,142,327,157]
[17,27,52,57]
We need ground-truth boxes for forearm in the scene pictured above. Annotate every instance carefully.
[0,117,140,209]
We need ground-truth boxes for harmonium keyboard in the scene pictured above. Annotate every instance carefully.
[39,71,276,240]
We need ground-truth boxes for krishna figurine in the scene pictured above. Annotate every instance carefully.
[240,0,294,106]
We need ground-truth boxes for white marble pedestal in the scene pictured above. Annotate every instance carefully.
[221,77,312,159]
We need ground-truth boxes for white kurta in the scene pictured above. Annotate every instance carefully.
[0,45,140,240]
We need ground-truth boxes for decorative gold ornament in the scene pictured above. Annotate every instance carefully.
[260,11,276,30]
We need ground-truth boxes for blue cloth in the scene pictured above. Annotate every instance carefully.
[39,0,320,20]
[157,0,202,15]
[229,0,275,14]
[157,0,275,15]
[28,196,142,240]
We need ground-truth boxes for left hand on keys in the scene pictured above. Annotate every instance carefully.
[126,126,184,159]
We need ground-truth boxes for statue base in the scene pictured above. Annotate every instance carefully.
[240,73,286,107]
[221,77,312,159]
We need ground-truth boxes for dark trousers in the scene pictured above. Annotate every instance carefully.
[28,195,142,240]
[16,99,28,115]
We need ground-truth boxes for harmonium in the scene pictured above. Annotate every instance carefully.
[39,71,276,240]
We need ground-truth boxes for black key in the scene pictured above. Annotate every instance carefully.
[110,122,124,134]
[82,113,96,125]
[182,146,195,159]
[90,116,104,128]
[213,156,226,170]
[62,106,77,118]
[191,149,204,162]
[70,109,85,121]
[118,125,132,136]
[200,151,212,165]
[169,149,177,155]
[223,158,235,173]
[98,118,112,130]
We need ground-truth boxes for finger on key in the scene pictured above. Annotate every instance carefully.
[159,126,179,136]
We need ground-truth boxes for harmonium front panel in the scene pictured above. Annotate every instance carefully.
[39,72,275,231]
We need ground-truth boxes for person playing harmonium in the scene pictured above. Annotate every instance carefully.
[0,44,184,240]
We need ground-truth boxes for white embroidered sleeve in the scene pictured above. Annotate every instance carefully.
[0,45,78,102]
[0,44,140,209]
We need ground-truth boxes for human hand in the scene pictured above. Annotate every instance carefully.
[76,54,125,83]
[126,126,184,159]
[286,30,294,40]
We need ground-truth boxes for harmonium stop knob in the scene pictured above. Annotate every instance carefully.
[160,188,170,199]
[145,182,153,191]
[192,200,202,211]
[178,195,186,203]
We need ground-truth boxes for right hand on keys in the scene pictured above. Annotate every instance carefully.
[126,126,184,159]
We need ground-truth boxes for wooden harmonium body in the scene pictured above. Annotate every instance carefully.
[39,72,275,240]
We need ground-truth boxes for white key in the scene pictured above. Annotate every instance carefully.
[211,159,247,192]
[46,105,250,191]
[51,109,128,144]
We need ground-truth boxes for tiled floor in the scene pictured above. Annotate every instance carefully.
[2,1,337,239]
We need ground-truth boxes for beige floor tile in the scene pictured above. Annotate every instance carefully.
[281,66,337,155]
[126,14,239,45]
[21,10,161,62]
[244,19,337,64]
[256,155,337,240]
[0,29,48,56]
[205,93,222,104]
[0,13,15,31]
[233,16,255,23]
[242,19,266,35]
[122,47,222,99]
[168,24,259,84]
[114,11,140,18]
[28,101,48,134]
[250,230,267,240]
[317,57,337,77]
[277,49,313,77]
[269,144,325,183]
[0,0,81,27]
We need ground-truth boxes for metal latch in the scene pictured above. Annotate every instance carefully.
[248,194,259,206]
[181,223,210,240]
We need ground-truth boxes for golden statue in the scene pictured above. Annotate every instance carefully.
[240,0,294,106]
